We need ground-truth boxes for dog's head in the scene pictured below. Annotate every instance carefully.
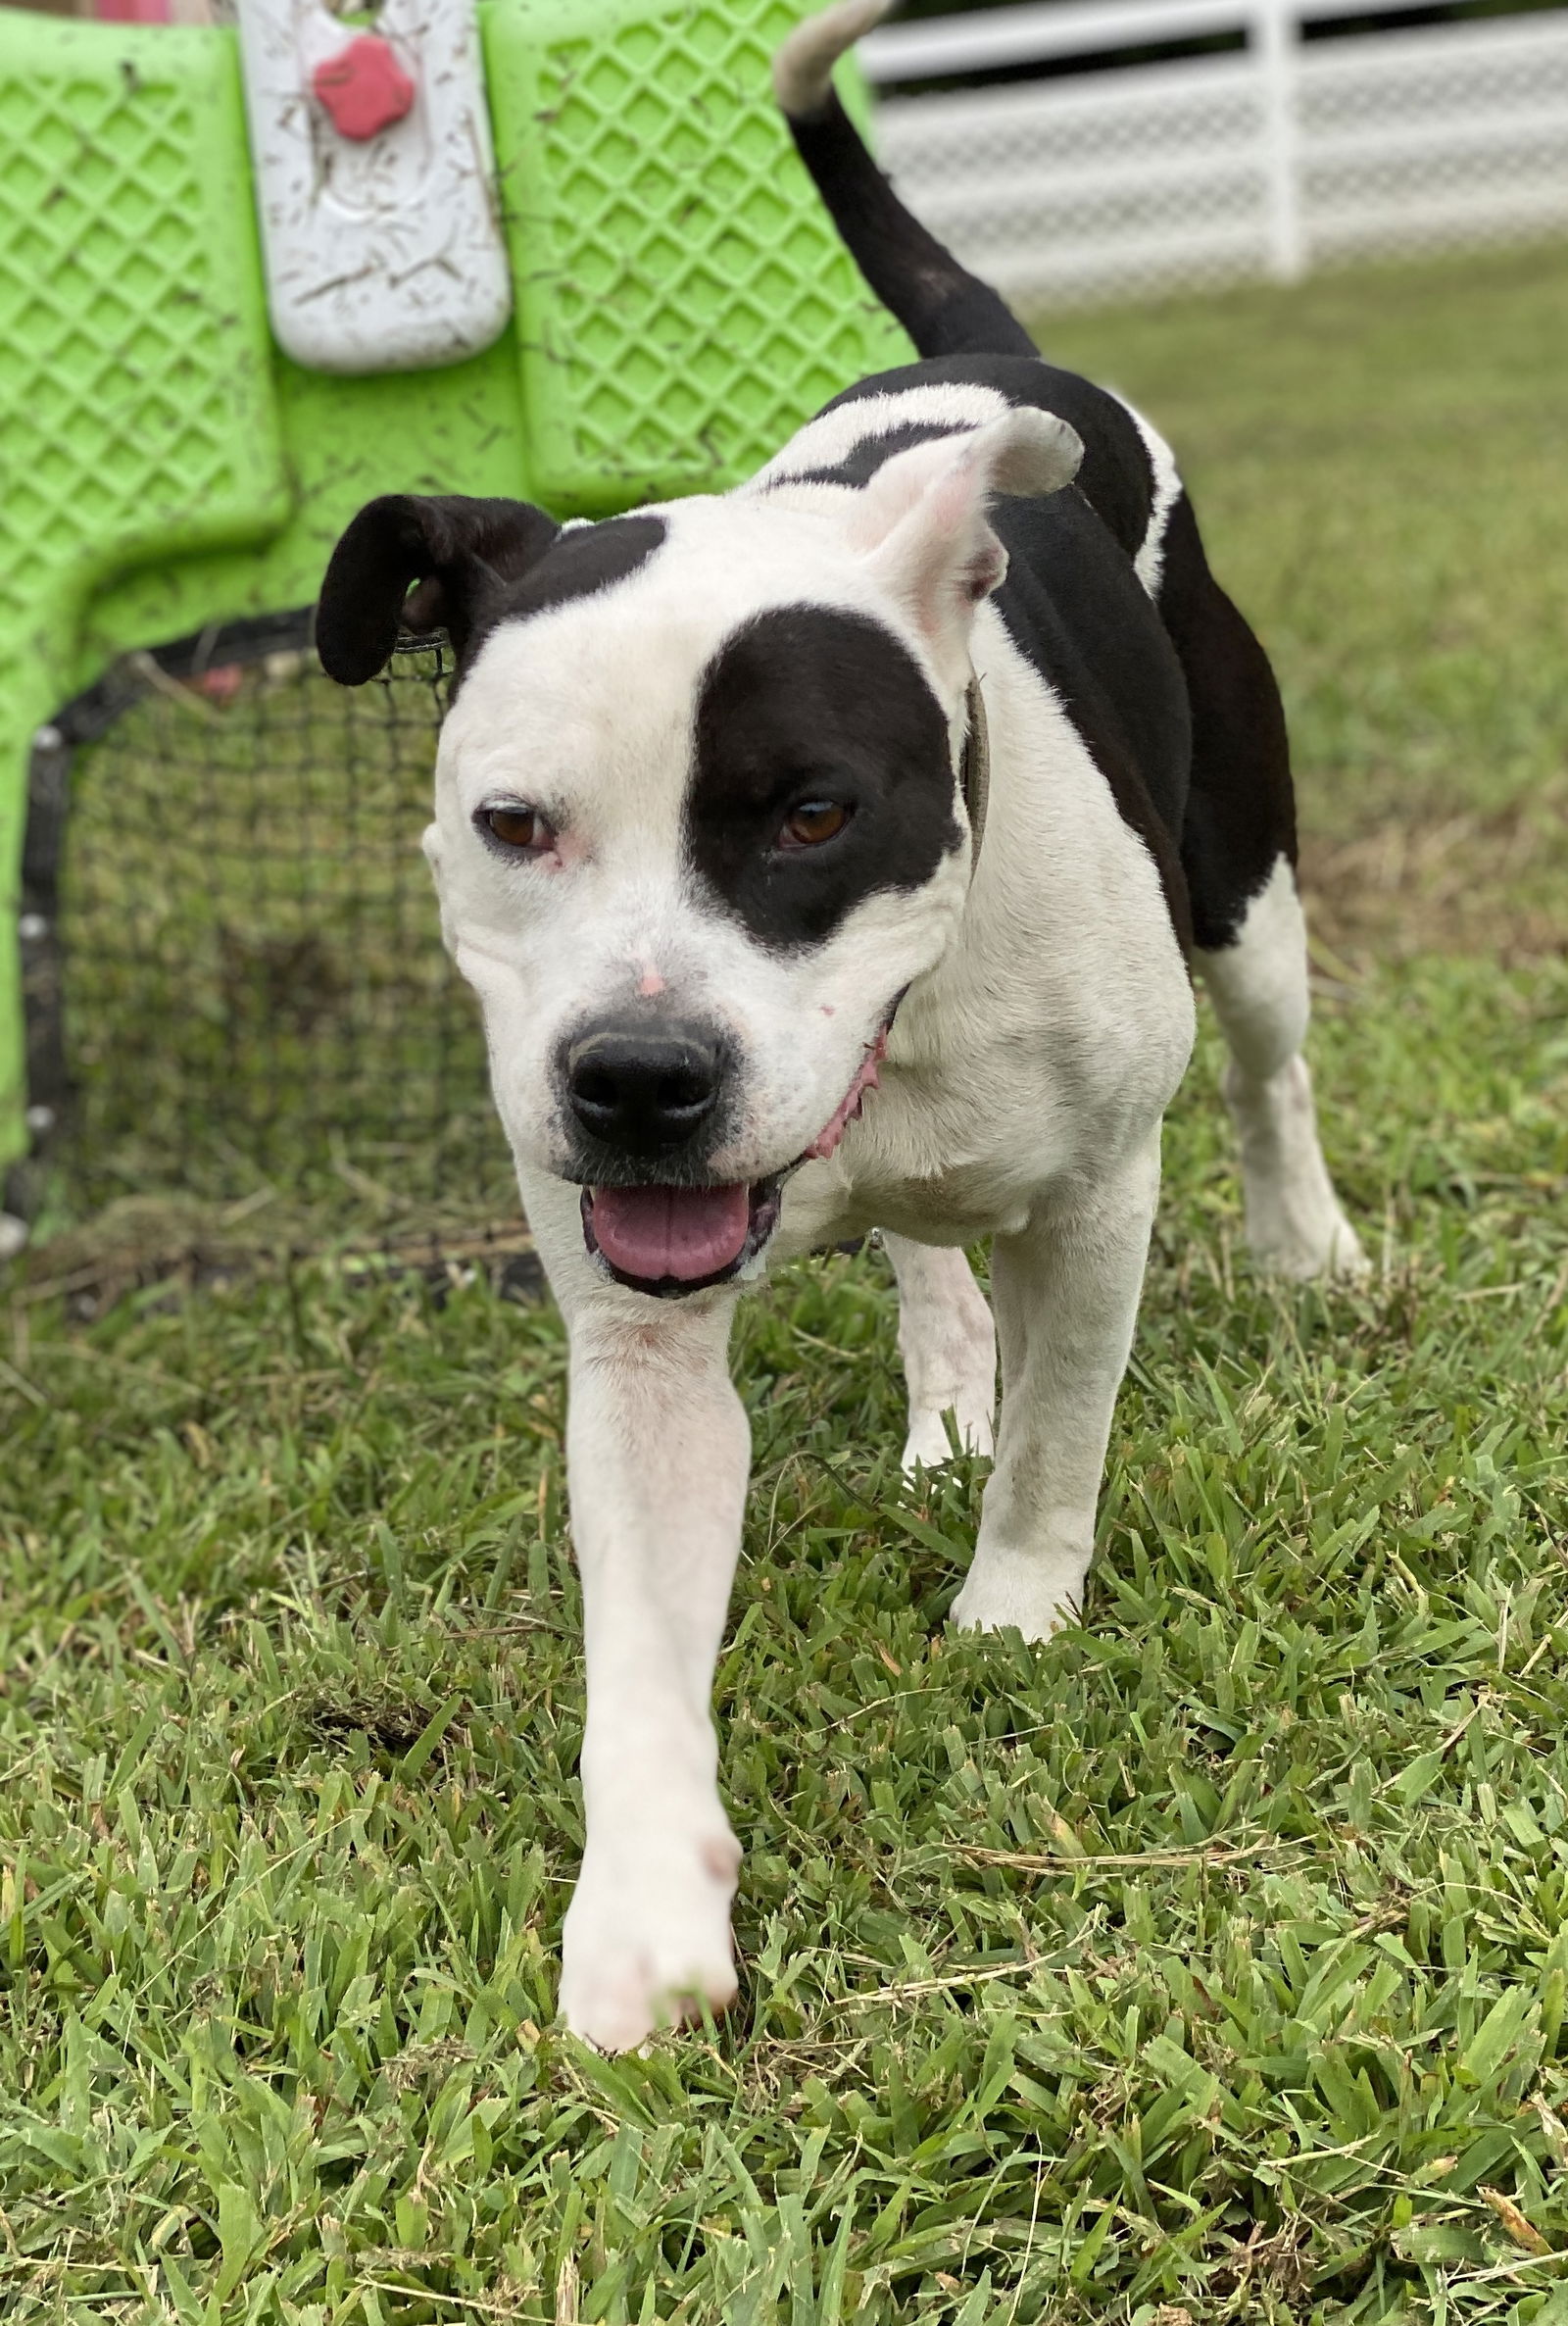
[318,410,1081,1297]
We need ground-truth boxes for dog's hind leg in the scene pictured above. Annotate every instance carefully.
[954,1135,1163,1641]
[1202,865,1367,1280]
[884,1234,997,1473]
[1154,491,1367,1281]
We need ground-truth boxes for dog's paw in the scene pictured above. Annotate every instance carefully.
[901,1400,995,1476]
[951,1541,1088,1644]
[1251,1209,1369,1283]
[560,1828,741,2054]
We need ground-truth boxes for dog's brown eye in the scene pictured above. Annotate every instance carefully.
[780,800,850,849]
[482,804,554,853]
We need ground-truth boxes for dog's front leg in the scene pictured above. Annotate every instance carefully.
[955,1133,1162,1642]
[520,1176,750,2053]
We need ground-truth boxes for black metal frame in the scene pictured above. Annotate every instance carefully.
[3,614,498,1237]
[9,610,322,1227]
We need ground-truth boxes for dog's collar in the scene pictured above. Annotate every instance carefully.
[960,674,989,865]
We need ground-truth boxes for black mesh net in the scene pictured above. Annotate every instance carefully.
[42,622,517,1239]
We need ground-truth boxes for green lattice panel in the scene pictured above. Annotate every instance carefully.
[487,0,911,516]
[0,0,906,1178]
[0,11,287,1167]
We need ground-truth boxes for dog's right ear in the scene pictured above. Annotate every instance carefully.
[316,494,561,685]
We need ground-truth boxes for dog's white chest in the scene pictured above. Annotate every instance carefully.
[775,649,1198,1256]
[779,941,1195,1258]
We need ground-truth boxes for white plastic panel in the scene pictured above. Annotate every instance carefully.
[235,0,513,374]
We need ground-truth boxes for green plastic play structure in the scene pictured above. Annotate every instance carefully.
[0,0,906,1220]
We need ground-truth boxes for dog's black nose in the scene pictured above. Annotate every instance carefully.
[564,1022,723,1155]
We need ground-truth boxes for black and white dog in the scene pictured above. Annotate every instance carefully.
[316,0,1364,2052]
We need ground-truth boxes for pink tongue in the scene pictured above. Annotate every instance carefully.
[592,1181,752,1282]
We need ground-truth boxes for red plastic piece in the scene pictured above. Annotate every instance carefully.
[312,35,416,142]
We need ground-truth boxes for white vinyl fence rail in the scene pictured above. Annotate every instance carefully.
[860,0,1568,307]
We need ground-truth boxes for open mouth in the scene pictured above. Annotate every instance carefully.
[582,1175,782,1299]
[579,1019,892,1299]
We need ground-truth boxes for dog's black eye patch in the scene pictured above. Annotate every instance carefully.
[688,607,960,952]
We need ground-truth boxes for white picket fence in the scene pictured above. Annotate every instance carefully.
[861,0,1568,308]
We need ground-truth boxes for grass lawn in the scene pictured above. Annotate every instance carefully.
[3,244,1567,2324]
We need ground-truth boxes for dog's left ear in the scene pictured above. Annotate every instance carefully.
[316,494,561,684]
[849,410,1082,676]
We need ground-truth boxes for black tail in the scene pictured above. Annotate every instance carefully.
[774,3,1037,362]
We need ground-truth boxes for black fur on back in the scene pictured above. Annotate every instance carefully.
[784,84,1299,956]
